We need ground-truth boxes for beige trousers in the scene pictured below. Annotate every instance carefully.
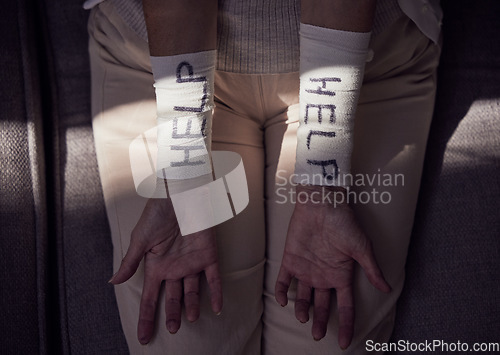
[88,2,440,354]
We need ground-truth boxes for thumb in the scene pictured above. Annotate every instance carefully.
[109,236,147,285]
[353,240,391,293]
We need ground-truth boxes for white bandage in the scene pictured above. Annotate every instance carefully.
[151,50,216,180]
[295,24,371,186]
[128,50,251,235]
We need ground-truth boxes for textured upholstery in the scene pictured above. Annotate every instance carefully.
[390,0,500,348]
[0,0,498,354]
[40,0,129,353]
[0,0,49,353]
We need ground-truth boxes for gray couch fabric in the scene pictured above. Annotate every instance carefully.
[389,1,500,348]
[0,0,498,354]
[0,0,49,353]
[40,0,129,353]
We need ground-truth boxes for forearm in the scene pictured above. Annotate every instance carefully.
[301,0,377,32]
[295,0,377,187]
[141,0,219,235]
[142,0,217,56]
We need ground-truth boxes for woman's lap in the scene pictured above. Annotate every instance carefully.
[89,2,440,353]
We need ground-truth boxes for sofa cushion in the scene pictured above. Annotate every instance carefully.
[390,0,500,349]
[0,0,49,353]
[41,0,128,353]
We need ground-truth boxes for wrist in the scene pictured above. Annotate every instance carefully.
[151,50,216,180]
[295,184,350,208]
[294,24,370,188]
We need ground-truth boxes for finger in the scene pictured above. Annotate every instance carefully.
[336,286,354,350]
[294,281,312,323]
[109,238,147,285]
[353,241,391,293]
[205,263,223,315]
[275,265,293,307]
[312,288,331,341]
[165,279,183,334]
[183,274,200,322]
[137,275,161,345]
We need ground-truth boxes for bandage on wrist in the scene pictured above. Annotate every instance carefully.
[151,50,216,180]
[294,24,371,187]
[129,50,251,236]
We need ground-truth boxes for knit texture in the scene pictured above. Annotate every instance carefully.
[106,0,403,74]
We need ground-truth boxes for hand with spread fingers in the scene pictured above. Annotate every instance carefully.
[275,184,391,350]
[109,198,222,345]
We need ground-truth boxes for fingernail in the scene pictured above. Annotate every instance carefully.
[108,272,117,284]
[297,315,307,323]
[339,341,350,350]
[166,321,178,334]
[215,311,222,316]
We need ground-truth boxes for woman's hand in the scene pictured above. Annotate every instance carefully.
[275,184,390,349]
[109,197,222,345]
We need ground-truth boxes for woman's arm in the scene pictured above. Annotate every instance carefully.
[301,0,377,32]
[143,0,217,56]
[109,0,222,345]
[276,0,391,350]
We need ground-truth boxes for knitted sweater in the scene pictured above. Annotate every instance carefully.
[85,0,407,74]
